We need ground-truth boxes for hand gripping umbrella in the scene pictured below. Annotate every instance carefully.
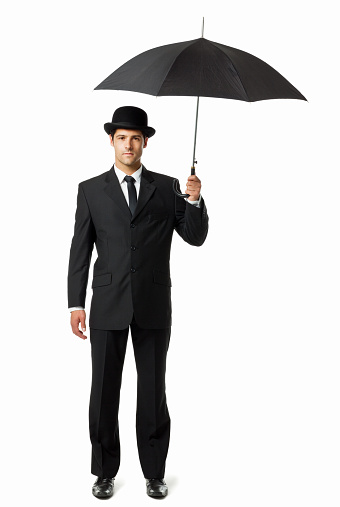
[95,22,306,198]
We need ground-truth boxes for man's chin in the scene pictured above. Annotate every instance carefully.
[121,157,138,166]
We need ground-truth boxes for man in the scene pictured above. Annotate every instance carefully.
[68,106,208,499]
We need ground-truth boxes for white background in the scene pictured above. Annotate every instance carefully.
[1,0,339,505]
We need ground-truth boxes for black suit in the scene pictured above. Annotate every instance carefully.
[67,165,208,478]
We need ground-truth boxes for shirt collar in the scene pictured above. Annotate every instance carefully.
[114,164,143,184]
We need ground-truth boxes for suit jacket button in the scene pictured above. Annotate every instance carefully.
[131,267,136,273]
[130,223,135,228]
[131,245,136,251]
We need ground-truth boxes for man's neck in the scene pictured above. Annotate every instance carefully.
[115,160,142,175]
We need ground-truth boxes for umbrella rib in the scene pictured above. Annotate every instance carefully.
[208,40,251,102]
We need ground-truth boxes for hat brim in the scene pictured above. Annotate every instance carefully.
[104,122,155,138]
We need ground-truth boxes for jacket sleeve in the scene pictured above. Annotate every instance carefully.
[67,183,96,308]
[174,191,209,246]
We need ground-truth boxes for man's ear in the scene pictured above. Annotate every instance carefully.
[109,134,114,147]
[143,137,149,148]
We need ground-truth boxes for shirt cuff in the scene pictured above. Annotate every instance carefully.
[185,194,202,208]
[69,307,85,312]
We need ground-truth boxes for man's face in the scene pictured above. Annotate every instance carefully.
[110,129,148,172]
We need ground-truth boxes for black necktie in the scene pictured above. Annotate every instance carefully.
[124,175,137,215]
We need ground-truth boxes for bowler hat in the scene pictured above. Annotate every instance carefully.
[104,106,155,138]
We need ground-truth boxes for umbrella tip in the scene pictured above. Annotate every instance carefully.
[201,17,204,38]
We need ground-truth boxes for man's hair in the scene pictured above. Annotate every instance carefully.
[110,129,146,141]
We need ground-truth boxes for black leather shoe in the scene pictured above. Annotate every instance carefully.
[146,478,168,498]
[92,477,114,499]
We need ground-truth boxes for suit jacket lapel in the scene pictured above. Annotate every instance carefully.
[132,166,156,221]
[104,165,131,218]
[104,165,156,220]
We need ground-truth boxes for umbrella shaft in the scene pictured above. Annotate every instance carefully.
[191,15,204,177]
[192,96,200,173]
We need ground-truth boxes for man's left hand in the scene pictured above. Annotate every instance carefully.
[185,174,201,201]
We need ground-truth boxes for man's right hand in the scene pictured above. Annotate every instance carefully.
[71,310,87,340]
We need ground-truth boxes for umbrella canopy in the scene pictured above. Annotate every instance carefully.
[95,37,306,102]
[95,35,306,197]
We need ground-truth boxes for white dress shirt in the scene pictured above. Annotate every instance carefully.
[69,164,201,312]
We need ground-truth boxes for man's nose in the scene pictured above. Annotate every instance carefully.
[124,139,132,150]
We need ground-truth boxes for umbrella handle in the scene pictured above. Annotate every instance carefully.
[172,166,196,199]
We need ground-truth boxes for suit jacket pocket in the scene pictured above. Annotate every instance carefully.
[148,212,168,222]
[153,269,172,287]
[92,273,112,288]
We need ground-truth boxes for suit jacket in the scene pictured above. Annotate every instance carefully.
[67,165,209,330]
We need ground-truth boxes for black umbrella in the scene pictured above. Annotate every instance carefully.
[95,25,306,197]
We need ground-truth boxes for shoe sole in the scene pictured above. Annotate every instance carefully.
[92,491,114,499]
[147,491,168,498]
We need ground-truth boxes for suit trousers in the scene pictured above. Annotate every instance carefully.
[89,317,171,479]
